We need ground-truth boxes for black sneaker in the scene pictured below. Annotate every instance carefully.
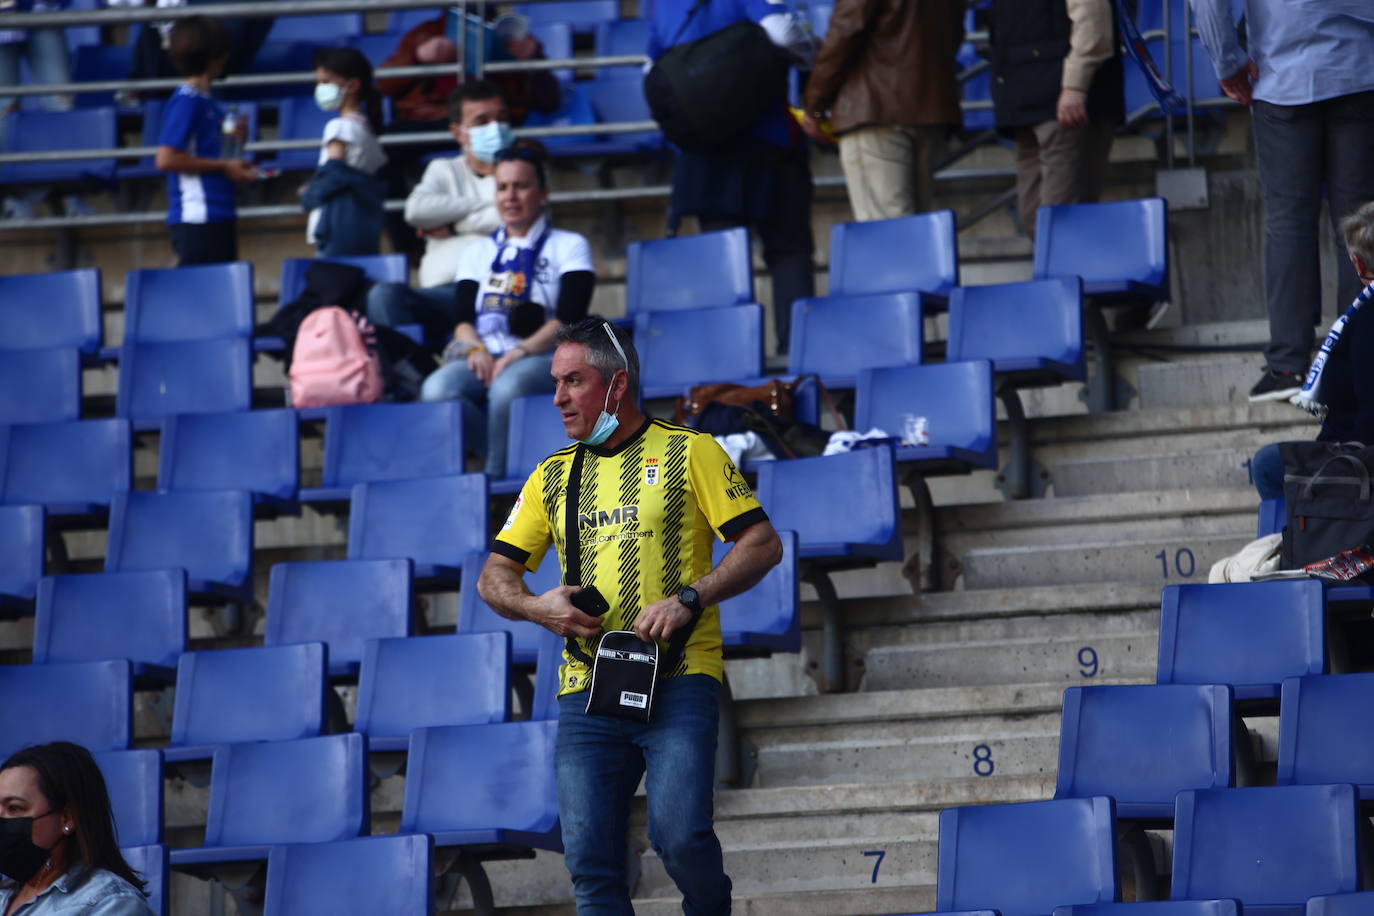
[1248,368,1303,402]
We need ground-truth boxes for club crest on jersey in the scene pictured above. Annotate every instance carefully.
[644,457,659,486]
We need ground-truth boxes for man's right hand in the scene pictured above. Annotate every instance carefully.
[415,35,458,64]
[467,346,495,383]
[1220,60,1259,106]
[533,585,603,640]
[223,159,259,183]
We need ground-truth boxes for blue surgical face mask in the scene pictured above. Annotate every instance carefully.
[468,120,514,163]
[314,82,343,112]
[579,379,621,446]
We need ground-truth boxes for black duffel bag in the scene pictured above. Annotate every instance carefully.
[643,0,792,154]
[1279,441,1374,568]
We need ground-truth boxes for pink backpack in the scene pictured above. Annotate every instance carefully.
[289,306,385,407]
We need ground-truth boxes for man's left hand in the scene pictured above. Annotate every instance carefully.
[635,595,692,644]
[489,347,526,383]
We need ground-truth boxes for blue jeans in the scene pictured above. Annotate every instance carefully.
[1253,442,1286,501]
[0,30,73,148]
[556,675,731,916]
[365,281,459,347]
[419,351,553,478]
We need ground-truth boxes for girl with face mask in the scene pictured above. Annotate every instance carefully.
[298,47,389,255]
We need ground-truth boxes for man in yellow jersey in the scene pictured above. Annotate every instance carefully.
[478,317,782,914]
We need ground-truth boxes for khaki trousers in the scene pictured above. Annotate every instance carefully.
[838,125,948,221]
[1012,118,1115,238]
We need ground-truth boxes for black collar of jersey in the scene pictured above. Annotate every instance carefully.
[583,416,652,458]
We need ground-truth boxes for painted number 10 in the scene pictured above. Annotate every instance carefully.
[1155,547,1196,579]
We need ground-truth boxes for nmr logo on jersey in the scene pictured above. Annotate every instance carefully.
[579,505,640,529]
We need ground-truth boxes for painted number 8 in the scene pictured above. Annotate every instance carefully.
[973,744,994,777]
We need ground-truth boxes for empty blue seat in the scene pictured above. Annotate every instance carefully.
[522,83,600,153]
[0,268,102,355]
[302,402,467,503]
[788,291,924,388]
[634,305,763,399]
[264,834,432,916]
[1258,497,1284,538]
[0,504,43,611]
[165,643,328,764]
[1158,581,1327,702]
[1276,674,1374,801]
[105,490,254,603]
[401,720,561,852]
[828,210,959,305]
[158,409,299,513]
[94,749,163,847]
[355,633,511,752]
[854,360,998,471]
[456,551,561,667]
[265,559,413,679]
[33,569,187,681]
[277,254,408,308]
[755,446,902,564]
[1055,684,1235,819]
[122,263,255,343]
[1307,892,1374,916]
[0,348,80,425]
[714,529,799,656]
[947,277,1086,386]
[1172,785,1363,916]
[261,97,337,173]
[530,20,574,83]
[266,11,364,42]
[0,107,118,185]
[625,228,753,314]
[346,473,488,585]
[936,796,1118,916]
[594,18,650,78]
[582,77,662,153]
[1033,199,1169,305]
[517,0,617,31]
[123,844,168,916]
[0,419,131,517]
[70,42,130,108]
[0,660,131,761]
[1056,903,1241,916]
[387,8,442,32]
[345,32,402,68]
[494,394,570,495]
[170,733,369,867]
[114,338,253,430]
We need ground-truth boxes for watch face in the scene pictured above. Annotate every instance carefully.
[678,586,700,609]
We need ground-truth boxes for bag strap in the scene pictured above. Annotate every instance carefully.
[790,373,846,431]
[1304,453,1371,501]
[666,0,711,49]
[562,447,598,666]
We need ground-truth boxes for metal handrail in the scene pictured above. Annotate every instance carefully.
[0,0,577,28]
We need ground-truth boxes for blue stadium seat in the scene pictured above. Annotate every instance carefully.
[854,361,998,471]
[0,348,81,424]
[494,394,570,495]
[277,254,409,308]
[594,17,649,78]
[0,107,118,185]
[1172,785,1363,916]
[936,797,1118,916]
[634,305,763,399]
[123,844,168,916]
[401,720,561,852]
[1307,892,1374,916]
[1276,674,1374,801]
[828,211,959,305]
[0,660,131,761]
[345,32,403,68]
[530,20,574,83]
[582,77,662,153]
[1056,903,1241,916]
[70,44,133,108]
[165,643,328,764]
[114,338,253,430]
[387,8,442,33]
[1258,497,1284,538]
[158,409,299,514]
[714,529,800,656]
[755,446,902,564]
[302,402,467,503]
[33,569,187,682]
[1055,684,1236,819]
[0,268,102,355]
[456,551,561,667]
[264,834,432,916]
[529,626,564,722]
[788,291,924,388]
[170,733,369,867]
[0,419,131,517]
[346,473,488,586]
[947,277,1086,386]
[1158,581,1327,702]
[104,490,254,603]
[94,749,163,847]
[522,83,600,153]
[239,41,317,101]
[260,97,336,173]
[122,263,255,343]
[625,228,754,314]
[0,504,43,612]
[266,12,364,42]
[355,633,511,752]
[1033,199,1169,306]
[265,559,413,679]
[517,0,617,31]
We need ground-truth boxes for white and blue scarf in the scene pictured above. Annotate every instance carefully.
[1292,279,1374,417]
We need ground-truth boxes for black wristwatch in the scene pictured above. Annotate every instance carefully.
[676,585,702,614]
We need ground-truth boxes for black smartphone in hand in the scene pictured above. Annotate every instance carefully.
[570,585,610,617]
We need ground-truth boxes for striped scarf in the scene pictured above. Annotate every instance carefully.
[1293,279,1374,416]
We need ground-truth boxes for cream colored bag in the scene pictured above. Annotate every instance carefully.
[1208,533,1283,583]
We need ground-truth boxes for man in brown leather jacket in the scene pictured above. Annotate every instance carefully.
[803,0,964,220]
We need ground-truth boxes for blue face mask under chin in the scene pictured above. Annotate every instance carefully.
[579,380,620,446]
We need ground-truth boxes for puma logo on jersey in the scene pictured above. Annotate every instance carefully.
[578,504,639,529]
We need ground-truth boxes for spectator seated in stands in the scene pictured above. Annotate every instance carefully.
[1251,200,1374,500]
[0,742,153,915]
[366,81,507,339]
[419,144,594,479]
[300,47,387,257]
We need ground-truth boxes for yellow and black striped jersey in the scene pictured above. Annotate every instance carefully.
[492,417,768,696]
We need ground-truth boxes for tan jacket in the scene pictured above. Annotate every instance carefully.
[804,0,966,134]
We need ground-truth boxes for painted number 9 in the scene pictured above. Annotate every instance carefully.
[1078,646,1098,678]
[972,744,994,777]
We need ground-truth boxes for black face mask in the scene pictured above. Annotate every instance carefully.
[0,818,52,885]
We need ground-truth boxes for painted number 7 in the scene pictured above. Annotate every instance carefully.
[862,850,885,883]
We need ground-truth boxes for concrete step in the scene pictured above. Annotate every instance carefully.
[1051,447,1257,497]
[1135,355,1263,409]
[633,885,934,916]
[962,533,1251,590]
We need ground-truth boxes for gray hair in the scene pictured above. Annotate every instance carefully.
[555,318,640,395]
[1341,200,1374,271]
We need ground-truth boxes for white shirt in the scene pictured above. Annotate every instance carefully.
[306,112,388,244]
[404,155,501,288]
